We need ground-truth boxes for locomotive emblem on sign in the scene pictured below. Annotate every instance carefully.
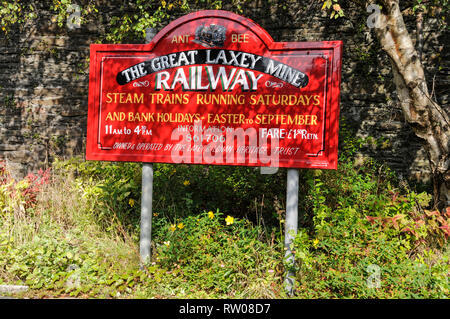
[193,24,226,47]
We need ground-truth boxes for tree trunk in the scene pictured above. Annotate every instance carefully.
[372,0,450,209]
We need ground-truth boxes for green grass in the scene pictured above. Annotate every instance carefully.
[0,152,448,298]
[0,163,285,298]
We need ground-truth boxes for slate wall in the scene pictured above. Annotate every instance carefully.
[0,1,448,182]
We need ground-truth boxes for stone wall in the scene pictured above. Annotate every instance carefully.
[0,3,96,175]
[0,1,448,183]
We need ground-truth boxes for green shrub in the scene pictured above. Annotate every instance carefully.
[150,209,283,297]
[290,155,449,298]
[53,158,142,233]
[55,158,286,226]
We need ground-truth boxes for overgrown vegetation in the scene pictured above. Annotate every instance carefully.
[294,157,449,298]
[0,0,251,42]
[0,0,448,299]
[0,126,448,298]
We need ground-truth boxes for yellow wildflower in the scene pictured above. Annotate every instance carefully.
[208,211,214,219]
[225,215,234,225]
[313,238,319,248]
[128,198,135,207]
[177,222,185,229]
[183,180,190,186]
[169,224,176,232]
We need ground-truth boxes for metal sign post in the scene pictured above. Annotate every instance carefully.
[284,168,299,295]
[139,29,157,266]
[139,162,153,265]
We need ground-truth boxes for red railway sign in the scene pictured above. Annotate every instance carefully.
[86,10,342,169]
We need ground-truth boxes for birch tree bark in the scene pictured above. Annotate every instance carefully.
[370,0,450,209]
